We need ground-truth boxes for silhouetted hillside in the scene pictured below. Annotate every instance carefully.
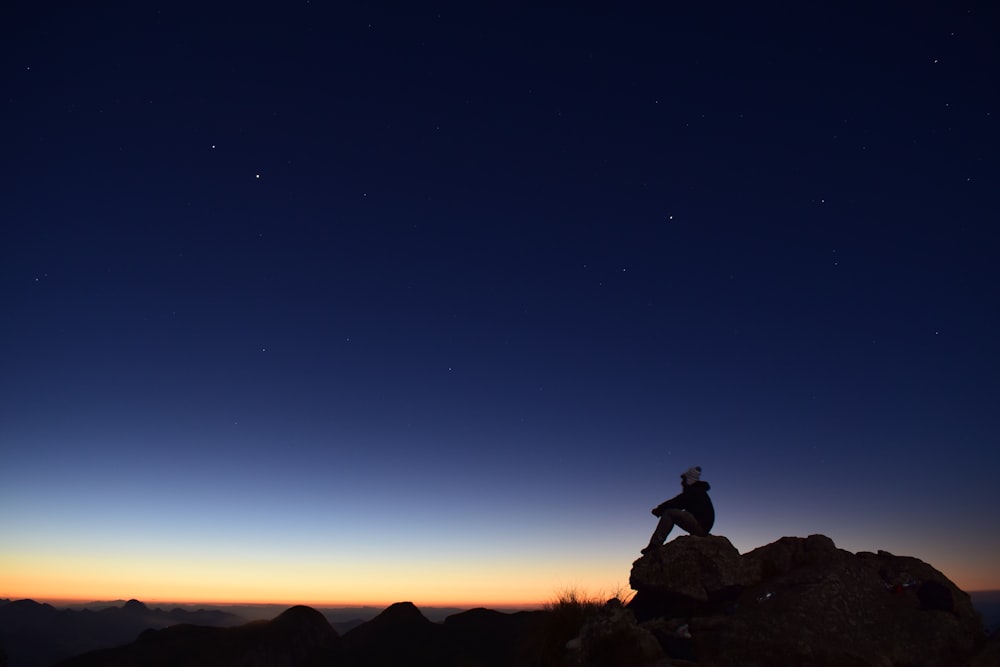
[0,599,244,667]
[52,600,553,667]
[442,607,550,667]
[54,605,339,667]
[338,602,447,666]
[0,598,497,667]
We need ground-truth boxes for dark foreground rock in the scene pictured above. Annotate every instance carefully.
[630,535,756,615]
[624,533,987,667]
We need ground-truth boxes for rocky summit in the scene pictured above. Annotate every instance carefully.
[600,533,988,667]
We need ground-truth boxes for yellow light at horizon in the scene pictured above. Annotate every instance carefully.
[6,542,994,610]
[0,550,625,608]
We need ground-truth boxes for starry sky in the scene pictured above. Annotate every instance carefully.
[2,2,998,607]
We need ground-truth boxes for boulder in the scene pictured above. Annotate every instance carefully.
[629,535,756,618]
[742,533,846,579]
[629,534,986,667]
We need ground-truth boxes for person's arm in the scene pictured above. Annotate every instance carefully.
[652,492,683,516]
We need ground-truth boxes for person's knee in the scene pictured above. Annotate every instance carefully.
[670,509,705,536]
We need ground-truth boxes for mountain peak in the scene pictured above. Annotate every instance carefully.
[376,601,428,624]
[271,605,335,633]
[122,599,148,613]
[1,599,57,617]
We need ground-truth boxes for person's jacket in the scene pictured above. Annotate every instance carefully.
[653,481,715,533]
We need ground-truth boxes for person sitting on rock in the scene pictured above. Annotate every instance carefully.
[642,466,715,554]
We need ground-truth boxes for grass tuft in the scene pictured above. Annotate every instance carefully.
[530,586,634,666]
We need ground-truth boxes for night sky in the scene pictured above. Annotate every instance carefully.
[2,2,998,606]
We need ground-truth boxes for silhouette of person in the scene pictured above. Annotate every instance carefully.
[642,466,715,554]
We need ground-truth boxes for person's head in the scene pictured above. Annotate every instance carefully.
[681,466,702,487]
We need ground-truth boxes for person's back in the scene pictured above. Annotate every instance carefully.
[674,479,714,533]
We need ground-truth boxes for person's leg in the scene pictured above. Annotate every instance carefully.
[644,509,708,553]
[668,509,707,537]
[645,512,676,551]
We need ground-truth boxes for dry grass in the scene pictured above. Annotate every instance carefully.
[530,586,634,666]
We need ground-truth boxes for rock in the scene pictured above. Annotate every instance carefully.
[742,533,845,580]
[629,535,756,619]
[629,534,986,667]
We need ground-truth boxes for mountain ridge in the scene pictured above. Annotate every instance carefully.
[3,535,997,666]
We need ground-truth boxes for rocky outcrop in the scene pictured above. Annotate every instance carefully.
[630,535,755,614]
[626,534,986,667]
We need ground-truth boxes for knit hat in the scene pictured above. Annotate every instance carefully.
[682,466,702,485]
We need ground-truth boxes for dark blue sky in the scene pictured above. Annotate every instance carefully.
[2,2,998,604]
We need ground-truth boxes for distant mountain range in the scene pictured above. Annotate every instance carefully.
[0,598,551,667]
[0,598,245,667]
[0,599,550,667]
[4,591,997,667]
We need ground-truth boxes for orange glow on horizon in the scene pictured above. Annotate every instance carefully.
[3,542,996,612]
[1,592,548,610]
[0,580,561,610]
[0,550,623,610]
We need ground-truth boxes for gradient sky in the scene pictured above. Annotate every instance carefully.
[2,2,998,607]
